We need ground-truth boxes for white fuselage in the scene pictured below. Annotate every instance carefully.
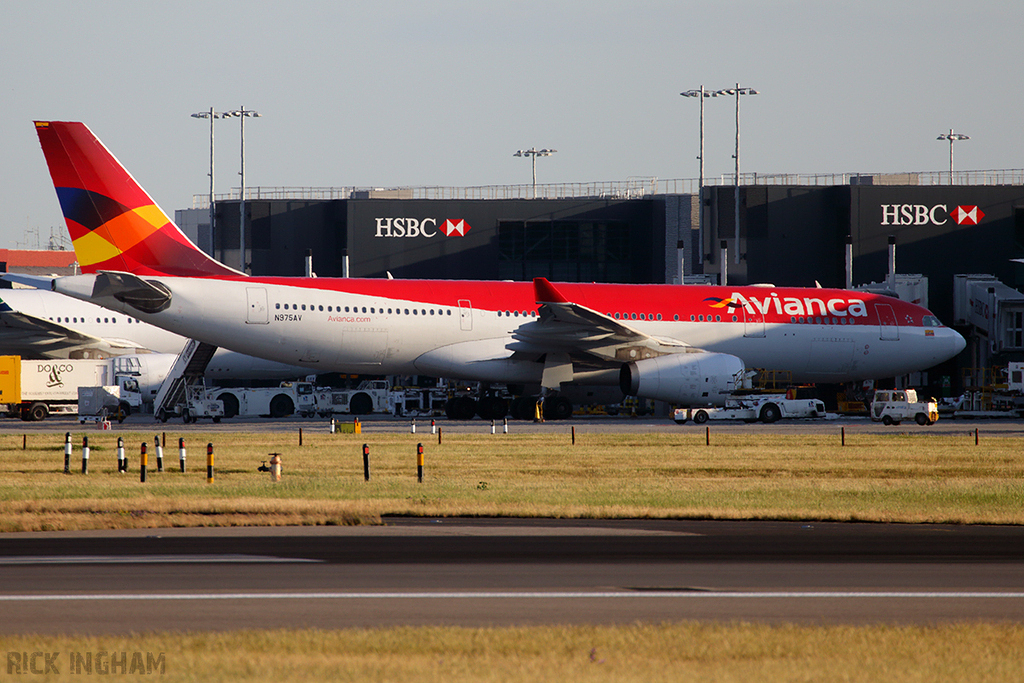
[53,275,966,385]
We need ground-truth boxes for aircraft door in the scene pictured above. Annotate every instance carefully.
[875,303,899,341]
[458,299,473,331]
[246,287,269,324]
[743,306,765,338]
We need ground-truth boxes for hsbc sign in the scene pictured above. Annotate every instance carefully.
[374,217,473,238]
[880,204,985,226]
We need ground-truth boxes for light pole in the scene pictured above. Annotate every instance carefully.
[190,108,225,262]
[937,128,969,183]
[680,86,719,281]
[223,106,261,273]
[513,148,556,199]
[717,84,758,265]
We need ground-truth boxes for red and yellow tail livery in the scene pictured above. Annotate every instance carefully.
[34,121,238,278]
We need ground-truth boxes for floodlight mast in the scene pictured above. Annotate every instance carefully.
[680,86,719,280]
[716,84,758,266]
[190,108,225,262]
[223,107,261,273]
[937,128,970,183]
[513,147,557,199]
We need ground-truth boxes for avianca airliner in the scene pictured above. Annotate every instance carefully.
[35,121,965,418]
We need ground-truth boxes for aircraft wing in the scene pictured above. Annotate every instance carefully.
[508,278,694,365]
[0,297,144,359]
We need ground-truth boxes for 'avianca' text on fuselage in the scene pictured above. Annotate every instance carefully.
[709,291,868,320]
[35,120,967,411]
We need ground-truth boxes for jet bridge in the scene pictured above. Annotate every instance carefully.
[953,274,1024,377]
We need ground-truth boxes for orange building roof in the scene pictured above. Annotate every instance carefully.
[0,249,77,268]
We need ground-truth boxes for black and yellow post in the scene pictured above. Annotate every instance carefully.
[207,442,214,483]
[81,436,89,474]
[417,443,424,483]
[140,442,148,483]
[63,432,71,474]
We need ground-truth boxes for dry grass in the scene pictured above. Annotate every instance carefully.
[0,429,1022,531]
[2,622,1023,682]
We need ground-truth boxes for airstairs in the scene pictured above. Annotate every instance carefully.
[153,339,218,420]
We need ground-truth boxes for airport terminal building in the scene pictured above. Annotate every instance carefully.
[177,171,1024,393]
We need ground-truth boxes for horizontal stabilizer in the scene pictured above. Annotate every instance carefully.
[1,273,55,289]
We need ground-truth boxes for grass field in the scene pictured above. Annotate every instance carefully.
[3,428,1022,680]
[0,428,1021,530]
[2,623,1023,682]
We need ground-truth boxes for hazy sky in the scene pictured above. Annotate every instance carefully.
[2,0,1021,248]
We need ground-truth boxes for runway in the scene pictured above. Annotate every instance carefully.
[1,518,1022,634]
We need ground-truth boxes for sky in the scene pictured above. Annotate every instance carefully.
[2,0,1022,249]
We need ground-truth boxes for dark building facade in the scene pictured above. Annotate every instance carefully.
[703,183,1024,327]
[211,196,696,284]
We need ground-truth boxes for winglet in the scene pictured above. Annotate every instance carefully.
[34,121,241,279]
[533,277,569,304]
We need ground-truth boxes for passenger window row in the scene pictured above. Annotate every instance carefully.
[275,303,453,317]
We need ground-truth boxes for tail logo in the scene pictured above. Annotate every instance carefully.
[56,188,170,270]
[35,121,240,277]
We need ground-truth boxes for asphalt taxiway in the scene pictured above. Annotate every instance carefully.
[1,518,1022,634]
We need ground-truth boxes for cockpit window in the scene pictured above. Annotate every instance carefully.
[922,315,944,327]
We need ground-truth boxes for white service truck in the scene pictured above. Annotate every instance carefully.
[0,354,174,422]
[674,390,827,425]
[315,380,390,416]
[75,354,177,422]
[210,381,316,418]
[870,389,938,425]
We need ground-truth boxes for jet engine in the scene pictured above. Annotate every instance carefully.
[619,352,744,405]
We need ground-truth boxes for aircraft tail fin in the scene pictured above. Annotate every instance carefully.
[34,121,241,278]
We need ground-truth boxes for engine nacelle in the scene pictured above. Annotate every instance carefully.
[619,352,744,405]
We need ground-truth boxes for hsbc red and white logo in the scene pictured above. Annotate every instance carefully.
[950,205,984,225]
[374,217,474,238]
[880,204,985,227]
[439,219,471,237]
